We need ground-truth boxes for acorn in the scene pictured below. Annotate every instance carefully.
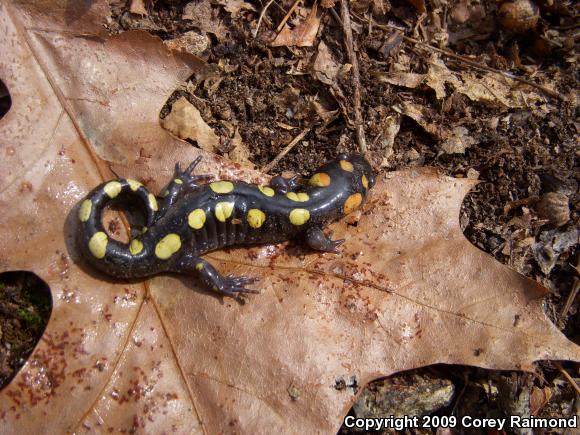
[498,0,540,33]
[536,192,570,227]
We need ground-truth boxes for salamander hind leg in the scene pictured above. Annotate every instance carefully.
[270,175,300,194]
[305,227,345,253]
[178,256,259,296]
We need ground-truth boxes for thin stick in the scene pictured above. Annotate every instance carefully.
[340,1,367,153]
[554,362,580,395]
[559,278,580,328]
[329,5,342,25]
[558,257,580,327]
[276,0,303,33]
[353,13,564,101]
[262,127,310,173]
[253,0,275,38]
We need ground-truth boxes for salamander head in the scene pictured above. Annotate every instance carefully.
[340,153,375,187]
[333,153,376,192]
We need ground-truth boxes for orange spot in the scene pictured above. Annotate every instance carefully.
[339,160,354,172]
[309,172,331,187]
[362,175,369,189]
[343,193,362,214]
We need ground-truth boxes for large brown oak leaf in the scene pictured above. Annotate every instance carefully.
[0,1,578,433]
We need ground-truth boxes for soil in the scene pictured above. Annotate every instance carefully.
[1,0,578,432]
[0,272,51,388]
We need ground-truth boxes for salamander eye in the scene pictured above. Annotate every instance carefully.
[367,173,376,188]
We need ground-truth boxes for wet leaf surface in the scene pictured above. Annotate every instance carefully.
[0,1,578,433]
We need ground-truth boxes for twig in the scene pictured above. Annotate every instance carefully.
[276,0,303,33]
[558,257,580,327]
[329,5,342,25]
[253,0,275,38]
[262,127,310,173]
[559,277,580,328]
[340,0,367,153]
[554,362,580,395]
[352,12,565,101]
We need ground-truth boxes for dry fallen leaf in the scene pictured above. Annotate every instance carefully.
[439,126,476,155]
[1,2,579,433]
[271,4,321,48]
[225,127,254,168]
[425,57,462,99]
[375,55,548,108]
[380,115,402,168]
[164,30,211,56]
[530,385,552,415]
[353,372,455,418]
[313,41,341,85]
[182,0,229,42]
[161,96,220,153]
[374,71,425,89]
[320,0,337,8]
[396,101,444,139]
[129,0,148,16]
[215,0,257,17]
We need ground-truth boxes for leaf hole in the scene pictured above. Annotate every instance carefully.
[0,79,11,120]
[102,196,149,242]
[0,271,52,390]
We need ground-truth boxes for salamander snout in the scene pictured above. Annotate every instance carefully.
[363,163,376,189]
[337,153,376,190]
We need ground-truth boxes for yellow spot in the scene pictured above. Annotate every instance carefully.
[344,193,362,214]
[162,190,169,197]
[309,172,331,187]
[289,208,310,226]
[362,175,369,189]
[188,208,206,230]
[155,234,181,260]
[210,181,234,194]
[258,185,275,197]
[215,202,235,222]
[104,181,122,198]
[129,239,143,255]
[174,178,183,185]
[78,199,92,222]
[339,160,354,172]
[247,209,266,228]
[126,178,142,191]
[88,232,108,259]
[286,192,309,202]
[148,193,158,211]
[142,226,148,233]
[195,263,204,271]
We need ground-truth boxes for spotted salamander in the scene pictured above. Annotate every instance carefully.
[77,154,375,296]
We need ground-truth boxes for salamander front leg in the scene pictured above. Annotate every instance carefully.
[270,175,300,194]
[158,157,213,219]
[178,157,213,191]
[179,256,259,296]
[305,227,344,253]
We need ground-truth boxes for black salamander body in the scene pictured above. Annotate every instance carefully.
[77,154,375,295]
